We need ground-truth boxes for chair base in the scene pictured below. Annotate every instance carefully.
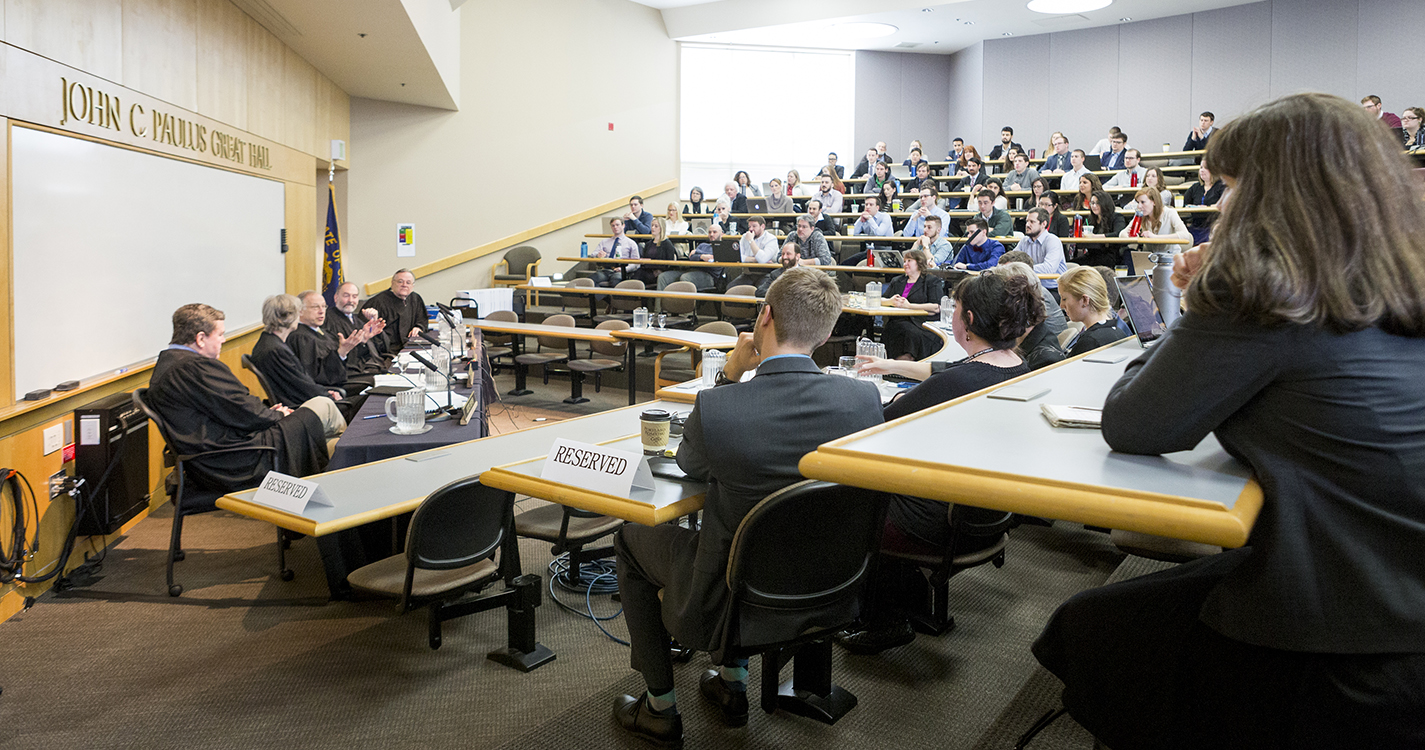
[909,612,956,637]
[563,396,590,405]
[507,388,534,396]
[775,677,858,725]
[487,643,557,673]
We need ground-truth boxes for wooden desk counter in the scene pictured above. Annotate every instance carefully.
[798,340,1261,547]
[218,401,685,536]
[483,434,705,526]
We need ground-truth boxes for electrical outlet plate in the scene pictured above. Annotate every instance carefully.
[43,424,63,454]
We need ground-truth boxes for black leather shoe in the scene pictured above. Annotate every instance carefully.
[612,694,684,748]
[699,670,749,727]
[834,619,916,655]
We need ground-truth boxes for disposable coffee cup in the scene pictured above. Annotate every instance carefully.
[640,409,672,454]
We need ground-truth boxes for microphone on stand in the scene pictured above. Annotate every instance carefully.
[409,349,456,421]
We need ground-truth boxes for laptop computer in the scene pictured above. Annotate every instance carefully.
[1130,250,1155,276]
[710,239,741,263]
[747,197,768,213]
[1115,275,1167,347]
[872,249,904,268]
[1083,153,1102,171]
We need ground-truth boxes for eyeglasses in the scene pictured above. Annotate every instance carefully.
[1403,114,1421,121]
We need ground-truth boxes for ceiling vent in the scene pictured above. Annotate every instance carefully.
[1032,14,1090,27]
[894,41,923,48]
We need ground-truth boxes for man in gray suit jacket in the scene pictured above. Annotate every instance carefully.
[613,268,884,746]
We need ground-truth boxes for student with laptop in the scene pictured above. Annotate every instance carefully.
[1057,267,1129,356]
[1035,93,1425,750]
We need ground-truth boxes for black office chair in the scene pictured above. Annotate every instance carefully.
[131,388,295,597]
[514,504,624,590]
[240,353,279,406]
[565,319,628,404]
[718,480,889,725]
[879,503,1012,636]
[345,476,554,671]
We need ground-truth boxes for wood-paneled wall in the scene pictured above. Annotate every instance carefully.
[0,0,351,621]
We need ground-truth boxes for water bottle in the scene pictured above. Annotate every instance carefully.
[1149,253,1182,327]
[866,281,882,309]
[580,241,588,258]
[940,295,953,323]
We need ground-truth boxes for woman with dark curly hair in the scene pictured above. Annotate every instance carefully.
[838,271,1044,654]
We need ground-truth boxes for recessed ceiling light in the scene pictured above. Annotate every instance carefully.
[922,7,933,12]
[1120,17,1132,21]
[829,22,899,38]
[1026,0,1113,14]
[963,21,975,26]
[1002,32,1014,36]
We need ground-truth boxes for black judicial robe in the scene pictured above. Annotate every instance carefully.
[361,289,427,352]
[250,331,328,408]
[288,324,352,388]
[322,306,387,376]
[147,348,327,491]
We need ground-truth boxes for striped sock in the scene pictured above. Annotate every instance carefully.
[719,659,750,691]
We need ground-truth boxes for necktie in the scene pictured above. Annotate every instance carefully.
[1130,172,1138,188]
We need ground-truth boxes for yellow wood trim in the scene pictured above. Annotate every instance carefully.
[654,383,699,404]
[517,284,759,303]
[362,178,680,296]
[0,324,262,439]
[469,322,616,342]
[213,497,319,535]
[797,449,1256,548]
[483,467,703,527]
[1,118,12,409]
[610,330,736,350]
[483,432,705,526]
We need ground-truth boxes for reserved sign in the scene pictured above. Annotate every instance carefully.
[251,471,334,515]
[542,439,655,498]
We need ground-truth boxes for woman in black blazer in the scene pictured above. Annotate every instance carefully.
[1072,189,1127,268]
[1035,94,1425,749]
[634,218,677,287]
[880,248,945,360]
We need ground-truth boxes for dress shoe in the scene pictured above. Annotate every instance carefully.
[834,619,916,655]
[699,670,749,727]
[612,693,683,748]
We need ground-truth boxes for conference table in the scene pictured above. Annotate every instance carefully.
[328,362,488,471]
[797,338,1261,547]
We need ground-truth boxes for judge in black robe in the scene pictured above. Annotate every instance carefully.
[361,270,427,352]
[148,347,328,491]
[323,304,388,376]
[251,330,363,422]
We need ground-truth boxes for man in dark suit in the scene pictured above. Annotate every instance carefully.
[824,152,845,179]
[612,268,884,746]
[987,126,1023,163]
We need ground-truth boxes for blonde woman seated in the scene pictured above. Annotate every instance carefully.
[1058,267,1130,356]
[1120,187,1191,253]
[664,203,690,236]
[784,169,810,196]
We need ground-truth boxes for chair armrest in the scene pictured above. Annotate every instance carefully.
[653,346,691,385]
[523,260,541,279]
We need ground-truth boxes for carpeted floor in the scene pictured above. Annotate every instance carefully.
[0,373,1175,749]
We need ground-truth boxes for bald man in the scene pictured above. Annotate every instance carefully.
[360,269,428,351]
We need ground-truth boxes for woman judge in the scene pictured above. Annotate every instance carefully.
[1034,93,1425,749]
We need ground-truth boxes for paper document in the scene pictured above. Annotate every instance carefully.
[1040,404,1103,429]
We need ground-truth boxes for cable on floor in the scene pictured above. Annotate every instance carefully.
[545,554,628,646]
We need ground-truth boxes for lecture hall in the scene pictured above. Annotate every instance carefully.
[1,1,1422,748]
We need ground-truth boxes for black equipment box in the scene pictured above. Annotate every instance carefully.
[74,391,150,536]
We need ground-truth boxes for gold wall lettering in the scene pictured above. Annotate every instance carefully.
[56,77,271,171]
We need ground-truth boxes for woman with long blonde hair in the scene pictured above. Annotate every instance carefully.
[1119,187,1191,253]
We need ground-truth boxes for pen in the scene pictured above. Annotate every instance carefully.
[362,414,385,419]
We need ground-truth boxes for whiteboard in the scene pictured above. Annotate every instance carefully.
[11,127,285,399]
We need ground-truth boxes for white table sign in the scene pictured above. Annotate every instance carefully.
[541,439,654,497]
[251,471,335,515]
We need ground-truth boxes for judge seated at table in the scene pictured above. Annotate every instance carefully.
[361,269,427,352]
[838,272,1041,654]
[147,303,345,491]
[289,290,384,405]
[323,282,390,376]
[251,294,362,422]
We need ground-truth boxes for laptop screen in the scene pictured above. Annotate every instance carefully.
[1115,275,1167,346]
